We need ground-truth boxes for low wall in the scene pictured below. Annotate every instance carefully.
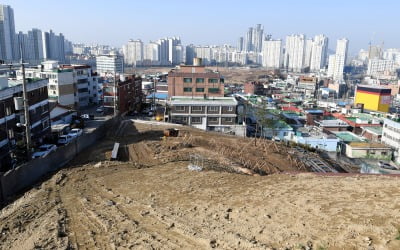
[0,117,116,203]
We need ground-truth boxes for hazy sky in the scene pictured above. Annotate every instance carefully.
[3,0,399,55]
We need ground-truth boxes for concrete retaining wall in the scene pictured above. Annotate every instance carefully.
[0,117,116,204]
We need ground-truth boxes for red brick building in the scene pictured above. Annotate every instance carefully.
[103,75,142,114]
[167,65,224,98]
[244,81,265,95]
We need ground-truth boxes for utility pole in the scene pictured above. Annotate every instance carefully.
[113,69,117,117]
[21,60,32,158]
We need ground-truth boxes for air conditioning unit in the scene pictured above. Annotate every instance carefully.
[14,97,23,110]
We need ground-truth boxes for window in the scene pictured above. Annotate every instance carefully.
[78,88,89,93]
[191,117,202,124]
[183,78,192,83]
[196,88,204,92]
[208,88,220,93]
[7,129,14,139]
[175,106,185,111]
[381,151,387,155]
[223,117,234,122]
[196,78,204,83]
[208,106,219,112]
[183,87,192,92]
[369,151,375,155]
[5,106,12,116]
[192,106,203,111]
[208,117,218,123]
[228,106,234,111]
[42,104,49,114]
[42,118,50,130]
[208,78,218,83]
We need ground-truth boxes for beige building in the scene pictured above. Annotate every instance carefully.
[167,96,237,132]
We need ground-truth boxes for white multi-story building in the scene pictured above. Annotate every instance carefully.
[96,55,124,75]
[167,37,182,65]
[310,34,328,72]
[157,38,169,65]
[144,42,160,65]
[16,61,99,108]
[382,118,400,164]
[367,59,395,77]
[327,54,336,77]
[232,51,247,65]
[194,46,213,65]
[245,27,253,52]
[261,39,282,69]
[358,49,369,63]
[285,34,305,72]
[383,48,400,64]
[252,24,264,53]
[243,24,264,53]
[304,38,313,68]
[0,4,17,61]
[122,39,143,66]
[328,38,349,80]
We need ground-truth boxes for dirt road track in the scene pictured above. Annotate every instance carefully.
[1,121,400,249]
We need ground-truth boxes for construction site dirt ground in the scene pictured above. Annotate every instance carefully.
[1,121,400,249]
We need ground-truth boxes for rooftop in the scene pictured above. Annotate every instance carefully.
[169,96,237,105]
[348,142,391,149]
[334,131,365,143]
[317,119,349,127]
[357,84,391,90]
[363,126,383,135]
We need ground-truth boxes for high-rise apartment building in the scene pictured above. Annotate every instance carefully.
[310,34,328,72]
[261,40,282,69]
[42,30,66,63]
[167,37,183,65]
[243,24,264,52]
[0,4,17,61]
[17,28,44,64]
[157,38,169,65]
[144,42,160,65]
[122,39,143,66]
[245,27,253,52]
[285,34,305,72]
[252,24,264,53]
[304,38,313,69]
[185,45,195,65]
[237,37,244,52]
[328,38,349,80]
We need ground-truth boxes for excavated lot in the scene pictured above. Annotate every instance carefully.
[1,121,400,249]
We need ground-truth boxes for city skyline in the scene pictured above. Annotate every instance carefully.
[2,0,399,55]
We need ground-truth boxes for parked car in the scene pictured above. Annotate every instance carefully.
[272,136,281,142]
[378,161,398,170]
[32,144,57,159]
[81,114,90,120]
[96,107,104,113]
[68,128,83,138]
[57,135,74,145]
